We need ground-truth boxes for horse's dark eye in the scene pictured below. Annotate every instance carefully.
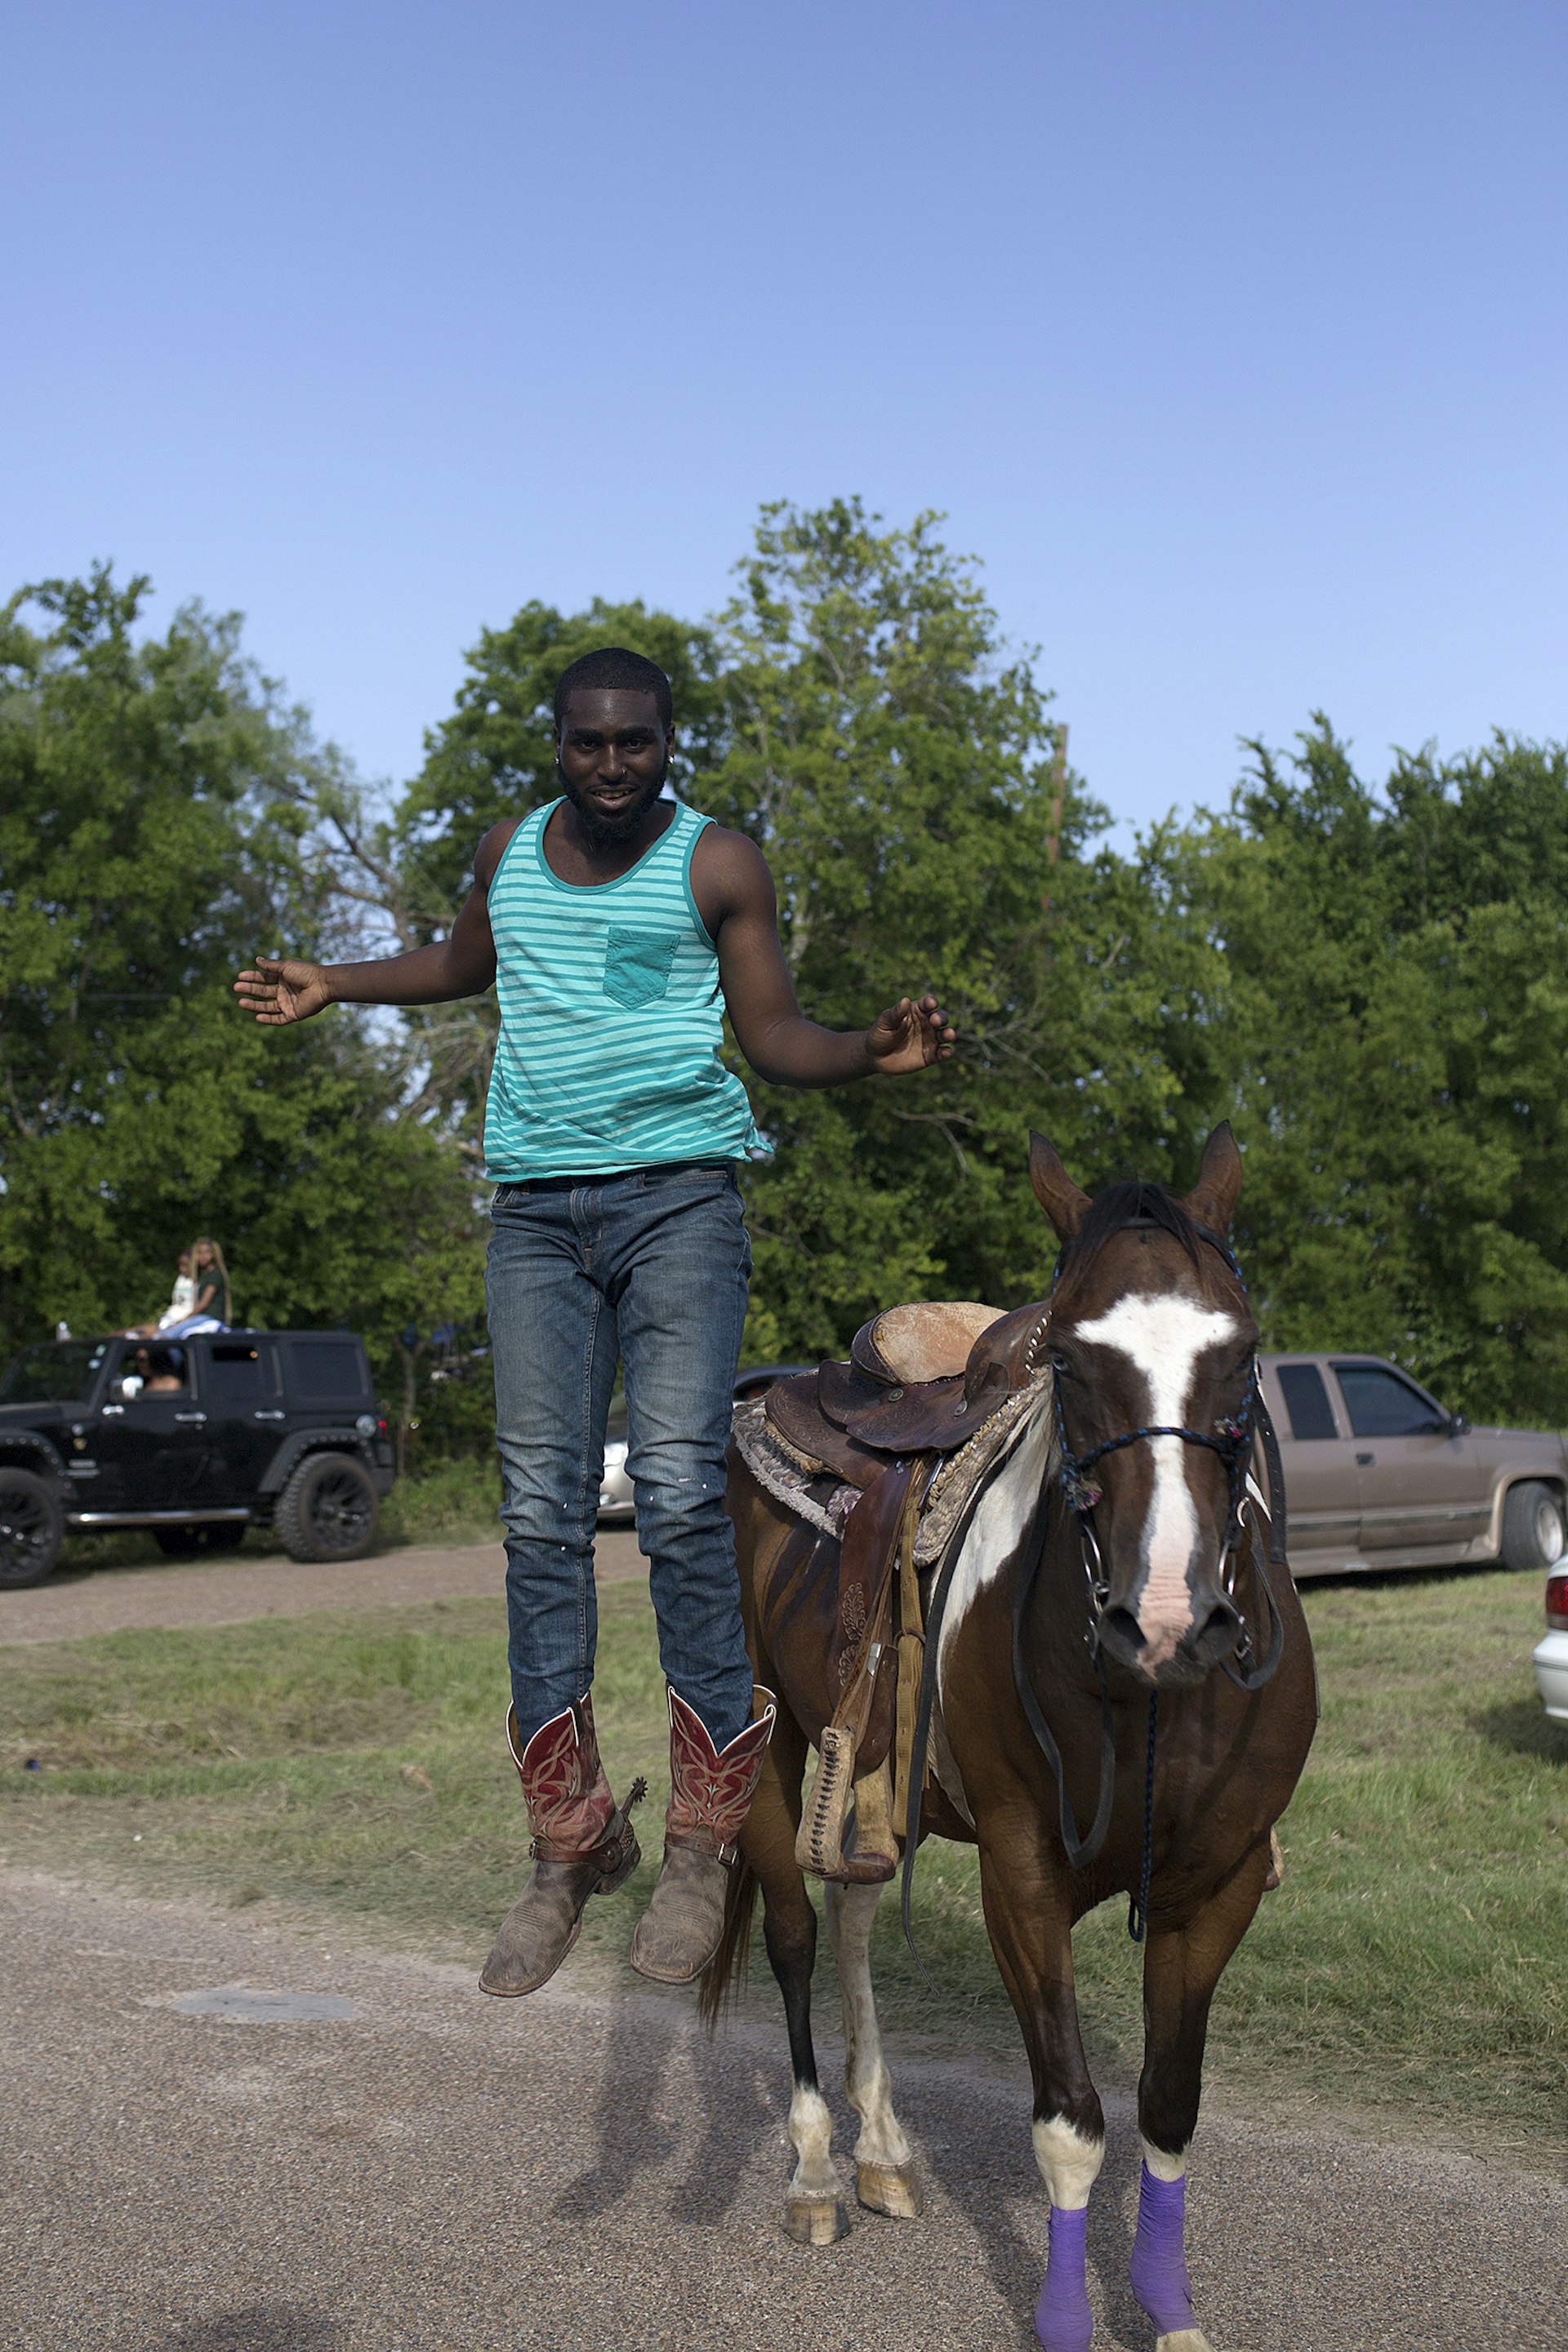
[1050,1353,1072,1377]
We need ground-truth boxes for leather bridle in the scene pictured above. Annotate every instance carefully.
[1049,1218,1287,1695]
[901,1215,1292,1976]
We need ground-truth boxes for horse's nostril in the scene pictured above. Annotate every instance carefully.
[1096,1606,1147,1668]
[1189,1595,1243,1661]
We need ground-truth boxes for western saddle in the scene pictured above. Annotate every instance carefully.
[746,1298,1053,1886]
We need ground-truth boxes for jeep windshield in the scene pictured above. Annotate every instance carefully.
[0,1338,114,1405]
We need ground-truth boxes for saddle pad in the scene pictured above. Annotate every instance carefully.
[732,1401,861,1539]
[913,1379,1054,1566]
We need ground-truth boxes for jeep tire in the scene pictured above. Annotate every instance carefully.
[274,1451,380,1563]
[0,1467,65,1589]
[1501,1480,1567,1573]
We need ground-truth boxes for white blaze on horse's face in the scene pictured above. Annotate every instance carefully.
[1069,1293,1238,1669]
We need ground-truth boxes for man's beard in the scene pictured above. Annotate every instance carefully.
[559,756,670,851]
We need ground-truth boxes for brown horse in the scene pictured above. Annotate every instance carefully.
[702,1126,1317,2351]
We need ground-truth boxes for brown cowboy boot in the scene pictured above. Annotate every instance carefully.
[479,1695,644,1997]
[629,1685,776,1985]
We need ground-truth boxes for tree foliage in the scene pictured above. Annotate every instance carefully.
[0,570,483,1432]
[695,501,1220,1352]
[9,519,1568,1441]
[1173,724,1568,1421]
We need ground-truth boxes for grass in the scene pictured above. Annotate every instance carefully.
[2,1564,1563,2169]
[377,1454,501,1548]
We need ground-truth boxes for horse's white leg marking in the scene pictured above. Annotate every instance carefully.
[937,1405,1055,1703]
[823,1880,920,2216]
[1141,2134,1187,2180]
[786,2080,838,2202]
[1070,1296,1236,1667]
[1031,2115,1106,2209]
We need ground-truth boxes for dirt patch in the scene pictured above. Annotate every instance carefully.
[0,1529,647,1645]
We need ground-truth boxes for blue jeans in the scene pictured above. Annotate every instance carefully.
[487,1164,755,1751]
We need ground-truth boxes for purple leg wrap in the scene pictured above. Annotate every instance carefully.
[1034,2203,1093,2352]
[1128,2163,1197,2335]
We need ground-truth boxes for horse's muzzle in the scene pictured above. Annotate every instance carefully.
[1096,1588,1244,1686]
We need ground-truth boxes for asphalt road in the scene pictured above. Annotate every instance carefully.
[1,1866,1561,2352]
[0,1530,646,1646]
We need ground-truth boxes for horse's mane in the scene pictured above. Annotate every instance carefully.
[1058,1178,1205,1281]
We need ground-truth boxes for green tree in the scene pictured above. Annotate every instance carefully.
[377,502,1232,1361]
[0,568,485,1445]
[701,500,1229,1356]
[1165,724,1568,1423]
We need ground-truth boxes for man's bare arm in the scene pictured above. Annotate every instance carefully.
[694,829,954,1085]
[234,822,515,1025]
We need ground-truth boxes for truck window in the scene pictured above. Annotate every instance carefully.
[285,1339,366,1399]
[205,1343,275,1403]
[1276,1363,1337,1441]
[0,1339,112,1404]
[1334,1364,1446,1438]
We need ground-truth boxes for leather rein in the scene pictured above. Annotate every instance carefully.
[901,1218,1290,1971]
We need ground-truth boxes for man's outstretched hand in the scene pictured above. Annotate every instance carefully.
[234,956,334,1026]
[866,995,956,1076]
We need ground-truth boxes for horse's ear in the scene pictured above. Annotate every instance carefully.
[1183,1122,1243,1235]
[1029,1131,1090,1240]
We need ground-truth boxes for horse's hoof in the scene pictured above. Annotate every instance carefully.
[856,2159,924,2218]
[1156,2332,1216,2350]
[784,2194,849,2246]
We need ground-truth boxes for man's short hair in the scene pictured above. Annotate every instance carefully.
[553,646,673,729]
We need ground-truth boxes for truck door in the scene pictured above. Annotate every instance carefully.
[89,1342,213,1510]
[1262,1358,1363,1570]
[195,1339,284,1499]
[1331,1361,1486,1562]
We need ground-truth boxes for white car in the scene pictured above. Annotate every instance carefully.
[597,1405,635,1524]
[596,1365,815,1523]
[1533,1570,1568,1721]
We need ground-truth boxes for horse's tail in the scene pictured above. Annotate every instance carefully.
[696,1855,760,2030]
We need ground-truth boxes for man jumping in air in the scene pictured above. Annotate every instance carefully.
[235,648,953,1995]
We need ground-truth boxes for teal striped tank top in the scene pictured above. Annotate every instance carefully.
[483,797,761,1179]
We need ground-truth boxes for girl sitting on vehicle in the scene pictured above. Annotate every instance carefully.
[122,1249,195,1338]
[161,1239,232,1337]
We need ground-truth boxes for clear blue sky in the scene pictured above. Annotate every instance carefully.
[5,1,1566,835]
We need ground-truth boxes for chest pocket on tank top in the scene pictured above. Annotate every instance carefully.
[603,925,683,1009]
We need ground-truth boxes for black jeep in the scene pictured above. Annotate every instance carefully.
[0,1331,397,1589]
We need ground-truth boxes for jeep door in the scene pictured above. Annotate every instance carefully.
[1261,1358,1363,1570]
[194,1339,285,1498]
[88,1342,214,1510]
[1331,1360,1486,1562]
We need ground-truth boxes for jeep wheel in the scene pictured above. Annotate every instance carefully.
[0,1468,65,1589]
[1501,1480,1567,1573]
[275,1453,379,1562]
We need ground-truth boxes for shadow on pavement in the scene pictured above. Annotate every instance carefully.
[551,1992,775,2230]
[148,2308,345,2350]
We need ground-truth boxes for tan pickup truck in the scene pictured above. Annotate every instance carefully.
[1260,1354,1568,1579]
